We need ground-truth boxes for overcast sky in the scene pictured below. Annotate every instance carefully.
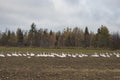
[0,0,120,33]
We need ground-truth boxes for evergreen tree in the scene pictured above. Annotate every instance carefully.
[55,31,61,47]
[95,25,110,48]
[0,32,8,46]
[84,27,90,48]
[110,32,120,50]
[7,30,11,46]
[9,32,17,46]
[28,23,37,47]
[17,28,24,46]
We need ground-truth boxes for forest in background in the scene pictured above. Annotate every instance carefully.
[0,23,120,50]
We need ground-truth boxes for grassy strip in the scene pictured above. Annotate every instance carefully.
[0,47,120,53]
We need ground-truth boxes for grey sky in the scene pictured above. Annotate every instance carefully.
[0,0,120,33]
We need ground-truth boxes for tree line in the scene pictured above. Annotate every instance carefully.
[0,23,120,50]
